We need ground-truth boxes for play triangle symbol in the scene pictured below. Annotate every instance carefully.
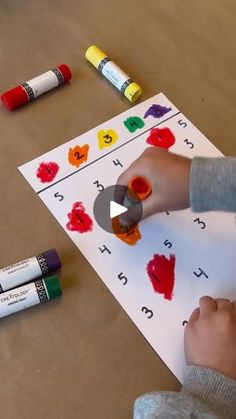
[109,201,128,219]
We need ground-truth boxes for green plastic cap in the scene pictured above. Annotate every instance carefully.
[44,275,62,299]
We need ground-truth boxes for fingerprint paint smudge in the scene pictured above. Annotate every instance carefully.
[36,162,59,183]
[66,202,93,233]
[146,254,176,300]
[144,104,172,119]
[146,127,176,149]
[68,144,89,168]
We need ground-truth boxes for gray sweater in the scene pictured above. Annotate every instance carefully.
[134,157,236,419]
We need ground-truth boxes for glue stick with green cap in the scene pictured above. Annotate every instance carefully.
[85,45,142,103]
[0,275,62,318]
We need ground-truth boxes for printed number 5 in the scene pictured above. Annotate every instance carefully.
[178,119,187,128]
[118,272,128,285]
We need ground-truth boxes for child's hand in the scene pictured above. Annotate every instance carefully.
[184,296,236,380]
[116,147,191,219]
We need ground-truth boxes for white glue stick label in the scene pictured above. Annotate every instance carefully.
[0,280,48,318]
[0,257,42,292]
[26,71,59,97]
[101,61,130,91]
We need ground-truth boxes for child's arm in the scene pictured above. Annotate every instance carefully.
[191,157,236,212]
[134,296,236,418]
[134,369,236,418]
[117,148,236,218]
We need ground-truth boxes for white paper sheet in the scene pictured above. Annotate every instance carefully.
[18,93,236,382]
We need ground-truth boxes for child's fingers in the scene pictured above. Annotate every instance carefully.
[115,163,139,205]
[215,298,233,311]
[116,149,152,189]
[188,307,200,324]
[117,164,148,190]
[116,166,133,189]
[141,195,158,219]
[199,296,217,315]
[114,183,127,206]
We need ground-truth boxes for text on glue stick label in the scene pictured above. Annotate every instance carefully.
[0,257,42,292]
[101,62,130,91]
[26,71,60,98]
[0,280,48,318]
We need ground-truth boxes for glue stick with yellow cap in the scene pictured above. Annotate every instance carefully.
[85,45,142,103]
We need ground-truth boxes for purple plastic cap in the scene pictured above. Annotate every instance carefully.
[40,249,62,273]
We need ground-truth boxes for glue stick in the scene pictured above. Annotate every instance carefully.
[0,275,62,318]
[0,249,61,293]
[1,64,72,110]
[85,45,142,103]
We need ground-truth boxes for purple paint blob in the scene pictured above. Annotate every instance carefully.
[144,104,172,119]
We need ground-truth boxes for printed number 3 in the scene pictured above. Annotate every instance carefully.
[93,180,105,192]
[141,306,154,319]
[103,134,113,144]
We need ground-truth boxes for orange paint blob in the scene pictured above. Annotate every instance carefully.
[112,217,141,246]
[68,144,89,168]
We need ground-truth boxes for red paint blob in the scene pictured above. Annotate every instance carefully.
[146,254,176,300]
[146,127,176,149]
[66,202,93,233]
[36,162,59,183]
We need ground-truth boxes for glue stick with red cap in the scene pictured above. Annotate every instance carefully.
[1,64,72,110]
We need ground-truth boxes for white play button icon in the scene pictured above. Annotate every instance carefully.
[109,201,128,219]
[93,185,143,234]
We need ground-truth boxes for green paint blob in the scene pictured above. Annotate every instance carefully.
[124,117,145,133]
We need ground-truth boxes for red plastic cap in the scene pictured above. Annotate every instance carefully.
[1,85,29,111]
[128,176,152,201]
[57,64,72,82]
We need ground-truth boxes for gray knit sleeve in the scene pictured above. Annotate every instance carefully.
[181,366,236,418]
[133,366,236,418]
[190,157,236,212]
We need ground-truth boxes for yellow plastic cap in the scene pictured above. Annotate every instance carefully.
[85,45,108,69]
[124,82,142,103]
